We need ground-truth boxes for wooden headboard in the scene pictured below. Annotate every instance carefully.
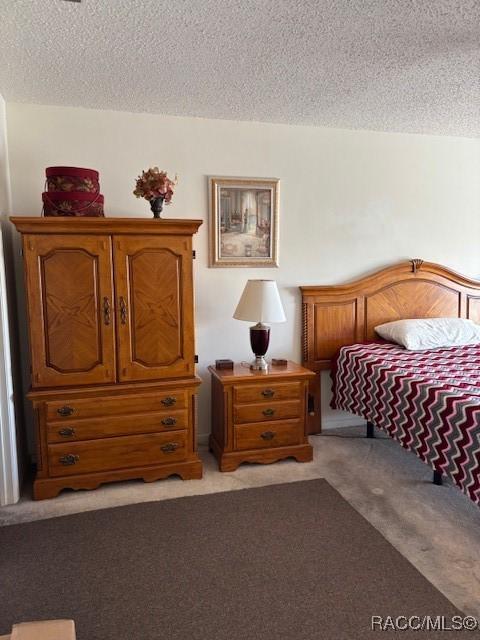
[301,259,480,373]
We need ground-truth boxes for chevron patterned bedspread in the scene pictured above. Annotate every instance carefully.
[331,342,480,504]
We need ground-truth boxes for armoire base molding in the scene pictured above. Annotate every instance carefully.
[34,457,203,500]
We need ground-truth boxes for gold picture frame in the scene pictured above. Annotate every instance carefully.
[209,176,280,267]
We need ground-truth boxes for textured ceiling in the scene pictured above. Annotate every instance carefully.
[0,0,479,136]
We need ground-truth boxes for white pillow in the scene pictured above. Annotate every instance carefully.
[374,318,480,351]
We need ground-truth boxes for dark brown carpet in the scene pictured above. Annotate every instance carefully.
[0,480,477,639]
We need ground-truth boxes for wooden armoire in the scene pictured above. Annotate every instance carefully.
[11,217,202,500]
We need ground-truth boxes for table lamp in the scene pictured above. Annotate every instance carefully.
[233,279,286,371]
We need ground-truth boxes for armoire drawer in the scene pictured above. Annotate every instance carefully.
[233,400,301,424]
[46,410,188,443]
[45,390,188,421]
[233,381,302,404]
[234,420,301,451]
[48,431,188,477]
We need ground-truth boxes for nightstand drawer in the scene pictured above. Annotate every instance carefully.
[234,381,302,404]
[234,420,301,451]
[234,400,301,424]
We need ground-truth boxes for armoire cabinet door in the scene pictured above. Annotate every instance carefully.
[23,234,116,387]
[113,235,195,381]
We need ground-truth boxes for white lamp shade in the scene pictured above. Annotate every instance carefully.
[233,280,286,323]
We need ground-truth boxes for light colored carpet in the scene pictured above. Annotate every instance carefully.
[1,425,480,619]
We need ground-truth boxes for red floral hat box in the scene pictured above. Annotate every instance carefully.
[43,166,104,217]
[46,166,100,193]
[42,191,104,217]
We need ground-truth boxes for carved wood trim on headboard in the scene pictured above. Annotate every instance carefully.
[301,259,480,372]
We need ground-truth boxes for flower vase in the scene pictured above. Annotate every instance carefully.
[150,196,165,218]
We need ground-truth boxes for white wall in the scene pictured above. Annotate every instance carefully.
[5,102,480,443]
[0,97,10,215]
[0,94,19,503]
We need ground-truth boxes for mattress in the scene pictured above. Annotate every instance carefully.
[331,341,480,504]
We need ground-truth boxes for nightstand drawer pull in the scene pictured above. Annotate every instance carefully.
[161,442,179,453]
[59,454,79,466]
[161,417,176,427]
[262,408,276,417]
[57,406,74,417]
[260,431,276,441]
[262,389,275,398]
[58,427,75,437]
[161,396,176,407]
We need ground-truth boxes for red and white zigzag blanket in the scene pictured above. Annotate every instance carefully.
[331,342,480,504]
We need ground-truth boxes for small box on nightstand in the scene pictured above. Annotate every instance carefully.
[215,359,234,370]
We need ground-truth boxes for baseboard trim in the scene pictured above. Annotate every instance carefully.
[198,433,210,447]
[322,416,365,430]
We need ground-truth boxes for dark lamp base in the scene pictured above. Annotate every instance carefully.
[249,323,270,371]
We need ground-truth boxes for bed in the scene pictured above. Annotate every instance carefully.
[300,259,480,503]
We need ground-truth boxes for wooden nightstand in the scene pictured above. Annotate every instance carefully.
[208,361,315,471]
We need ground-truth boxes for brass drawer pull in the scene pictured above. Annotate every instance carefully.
[59,454,79,466]
[161,396,176,407]
[262,389,275,398]
[119,296,128,325]
[161,442,179,453]
[103,296,111,325]
[57,406,74,417]
[161,417,177,427]
[260,431,276,441]
[58,427,75,437]
[263,408,275,417]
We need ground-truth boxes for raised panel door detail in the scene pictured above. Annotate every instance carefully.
[130,249,181,366]
[41,249,100,372]
[24,235,115,387]
[114,235,195,381]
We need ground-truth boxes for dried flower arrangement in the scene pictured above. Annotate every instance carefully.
[133,167,177,203]
[133,167,177,218]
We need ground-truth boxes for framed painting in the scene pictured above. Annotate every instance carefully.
[209,176,279,267]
